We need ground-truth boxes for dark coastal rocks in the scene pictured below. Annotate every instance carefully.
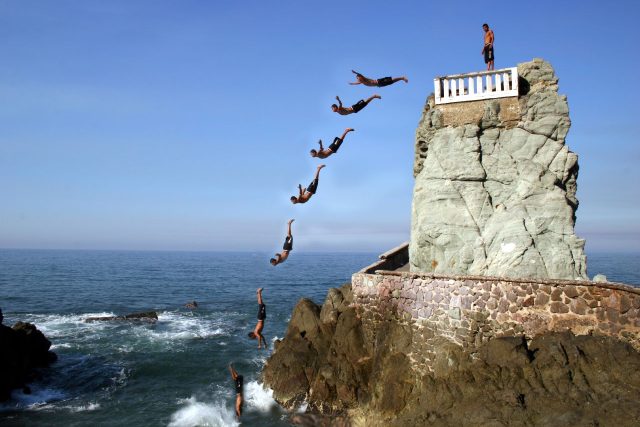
[290,413,350,427]
[0,322,57,402]
[84,311,158,322]
[263,284,640,426]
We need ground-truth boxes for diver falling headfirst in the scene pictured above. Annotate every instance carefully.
[310,128,354,159]
[349,70,408,87]
[270,219,294,266]
[291,165,325,204]
[331,95,380,115]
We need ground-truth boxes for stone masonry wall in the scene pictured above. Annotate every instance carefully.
[352,271,640,375]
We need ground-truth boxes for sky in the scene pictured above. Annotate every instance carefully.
[1,0,639,253]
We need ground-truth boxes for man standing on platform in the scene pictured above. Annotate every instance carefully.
[482,23,495,70]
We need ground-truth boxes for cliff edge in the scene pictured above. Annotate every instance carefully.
[411,59,586,280]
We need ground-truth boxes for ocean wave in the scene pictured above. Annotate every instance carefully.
[168,396,239,427]
[131,312,230,343]
[0,387,66,411]
[22,311,234,352]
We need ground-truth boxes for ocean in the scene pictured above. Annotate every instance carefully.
[0,249,638,426]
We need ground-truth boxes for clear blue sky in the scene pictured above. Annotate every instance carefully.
[1,0,639,253]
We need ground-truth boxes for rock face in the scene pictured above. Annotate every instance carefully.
[263,285,640,426]
[410,59,587,280]
[0,322,57,401]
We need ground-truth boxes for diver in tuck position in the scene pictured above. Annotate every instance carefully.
[331,95,380,115]
[248,287,267,349]
[270,219,294,266]
[290,164,325,204]
[349,70,408,87]
[310,128,354,159]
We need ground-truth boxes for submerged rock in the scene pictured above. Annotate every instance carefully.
[263,284,640,426]
[0,321,57,401]
[84,311,158,322]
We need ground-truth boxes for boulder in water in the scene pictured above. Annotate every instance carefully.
[0,321,57,402]
[84,311,158,322]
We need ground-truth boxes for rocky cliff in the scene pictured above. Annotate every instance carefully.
[263,284,640,426]
[410,59,587,280]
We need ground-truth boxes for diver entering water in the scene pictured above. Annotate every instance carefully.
[228,363,244,419]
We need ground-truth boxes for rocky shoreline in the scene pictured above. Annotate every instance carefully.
[263,283,640,426]
[0,318,57,402]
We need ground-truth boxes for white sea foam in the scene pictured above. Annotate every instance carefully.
[168,397,239,427]
[69,402,101,412]
[50,343,73,350]
[296,401,308,413]
[132,312,229,343]
[244,381,276,412]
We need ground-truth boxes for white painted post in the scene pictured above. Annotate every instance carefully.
[503,72,510,91]
[468,76,475,97]
[450,78,457,99]
[434,78,441,102]
[458,78,465,96]
[476,75,483,94]
[511,68,519,93]
[486,74,493,92]
[495,73,502,93]
[443,79,450,101]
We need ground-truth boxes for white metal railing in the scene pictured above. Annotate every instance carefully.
[434,67,519,105]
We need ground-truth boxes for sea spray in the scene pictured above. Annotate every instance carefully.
[168,397,239,427]
[244,381,276,412]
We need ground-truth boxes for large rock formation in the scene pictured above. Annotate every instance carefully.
[0,321,57,401]
[410,59,587,280]
[263,285,640,426]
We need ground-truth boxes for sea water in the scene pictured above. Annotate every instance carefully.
[0,250,638,426]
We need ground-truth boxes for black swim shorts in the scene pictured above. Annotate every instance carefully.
[351,99,366,113]
[377,76,393,87]
[257,303,266,320]
[328,137,343,153]
[283,235,293,251]
[235,375,243,394]
[307,178,319,194]
[484,46,494,64]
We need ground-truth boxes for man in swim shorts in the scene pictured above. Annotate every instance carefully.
[350,70,408,87]
[331,94,381,115]
[228,363,243,419]
[248,287,267,349]
[270,219,294,266]
[310,128,354,159]
[291,165,325,204]
[482,23,495,70]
